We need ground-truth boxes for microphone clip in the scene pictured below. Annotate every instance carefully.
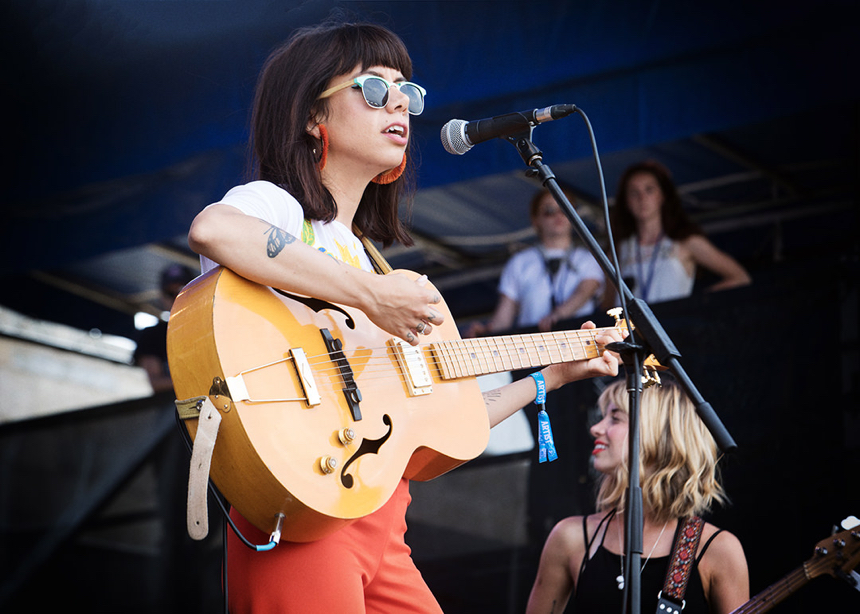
[506,129,543,166]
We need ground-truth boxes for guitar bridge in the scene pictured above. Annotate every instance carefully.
[320,328,362,421]
[388,338,433,396]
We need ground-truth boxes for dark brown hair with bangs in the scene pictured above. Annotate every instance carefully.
[250,20,415,247]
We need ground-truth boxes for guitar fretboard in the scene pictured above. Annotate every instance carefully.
[731,566,807,613]
[430,328,603,380]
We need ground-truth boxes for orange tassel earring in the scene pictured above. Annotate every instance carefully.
[316,124,329,171]
[372,153,407,184]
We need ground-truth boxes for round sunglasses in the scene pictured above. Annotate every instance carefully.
[318,75,426,115]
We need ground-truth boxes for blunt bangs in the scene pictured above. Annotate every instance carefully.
[328,23,413,81]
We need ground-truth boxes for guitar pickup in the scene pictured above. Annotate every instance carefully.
[388,338,433,397]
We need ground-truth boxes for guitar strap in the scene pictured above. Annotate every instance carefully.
[359,234,393,274]
[175,395,222,540]
[656,516,705,614]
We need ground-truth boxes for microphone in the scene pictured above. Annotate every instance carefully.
[440,104,576,155]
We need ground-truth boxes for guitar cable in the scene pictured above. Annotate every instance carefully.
[174,409,281,613]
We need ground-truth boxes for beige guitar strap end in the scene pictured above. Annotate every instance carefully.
[181,396,222,541]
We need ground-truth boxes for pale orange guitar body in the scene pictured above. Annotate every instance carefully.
[168,267,490,542]
[167,266,634,542]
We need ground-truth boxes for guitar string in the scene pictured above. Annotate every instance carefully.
[733,566,806,614]
[246,332,609,399]
[738,542,860,614]
[297,329,605,377]
[288,330,607,388]
[232,326,610,390]
[298,328,606,367]
[298,329,603,368]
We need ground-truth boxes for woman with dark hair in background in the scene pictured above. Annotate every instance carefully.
[605,160,751,306]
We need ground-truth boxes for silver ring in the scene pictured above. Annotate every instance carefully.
[416,321,426,334]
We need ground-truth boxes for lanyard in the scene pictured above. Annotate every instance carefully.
[634,234,664,302]
[542,249,573,310]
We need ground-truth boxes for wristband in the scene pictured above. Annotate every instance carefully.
[529,372,558,463]
[529,371,547,405]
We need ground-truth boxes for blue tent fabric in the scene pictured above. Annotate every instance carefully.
[1,0,858,333]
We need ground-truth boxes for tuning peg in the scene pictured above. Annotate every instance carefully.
[841,516,860,530]
[607,307,624,323]
[642,368,662,389]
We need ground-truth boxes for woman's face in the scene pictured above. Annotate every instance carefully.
[317,64,412,180]
[532,193,573,241]
[589,401,629,474]
[625,172,664,224]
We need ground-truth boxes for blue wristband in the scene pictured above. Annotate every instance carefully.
[529,372,547,405]
[529,372,558,463]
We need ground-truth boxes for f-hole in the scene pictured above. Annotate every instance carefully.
[340,415,393,489]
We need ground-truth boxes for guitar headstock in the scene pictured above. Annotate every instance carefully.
[807,524,860,581]
[607,308,665,388]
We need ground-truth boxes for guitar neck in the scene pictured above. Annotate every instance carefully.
[431,327,606,380]
[731,524,860,614]
[731,566,809,614]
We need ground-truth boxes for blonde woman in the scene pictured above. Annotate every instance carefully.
[527,378,748,614]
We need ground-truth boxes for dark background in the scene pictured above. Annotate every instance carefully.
[1,1,858,612]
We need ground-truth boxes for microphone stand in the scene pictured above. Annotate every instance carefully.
[502,124,737,614]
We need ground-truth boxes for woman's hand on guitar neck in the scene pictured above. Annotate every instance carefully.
[360,272,444,346]
[541,321,625,390]
[485,322,625,428]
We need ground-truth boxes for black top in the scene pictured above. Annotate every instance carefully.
[572,512,720,614]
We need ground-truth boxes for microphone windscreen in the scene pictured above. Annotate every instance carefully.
[440,119,471,155]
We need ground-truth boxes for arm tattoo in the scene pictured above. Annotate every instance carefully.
[482,389,503,407]
[263,224,296,258]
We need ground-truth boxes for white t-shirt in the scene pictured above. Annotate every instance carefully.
[497,245,604,327]
[200,180,374,274]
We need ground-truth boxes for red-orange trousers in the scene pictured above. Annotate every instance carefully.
[225,479,444,614]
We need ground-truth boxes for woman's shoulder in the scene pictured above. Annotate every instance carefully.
[218,181,304,221]
[548,513,610,547]
[540,515,592,567]
[547,515,587,546]
[229,180,297,201]
[698,521,746,564]
[697,521,750,611]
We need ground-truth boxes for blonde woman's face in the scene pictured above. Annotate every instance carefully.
[589,403,628,474]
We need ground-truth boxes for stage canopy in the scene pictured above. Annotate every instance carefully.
[3,0,857,341]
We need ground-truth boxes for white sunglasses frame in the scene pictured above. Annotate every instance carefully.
[318,75,426,115]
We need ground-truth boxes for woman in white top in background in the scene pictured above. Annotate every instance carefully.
[605,160,751,306]
[470,188,605,335]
